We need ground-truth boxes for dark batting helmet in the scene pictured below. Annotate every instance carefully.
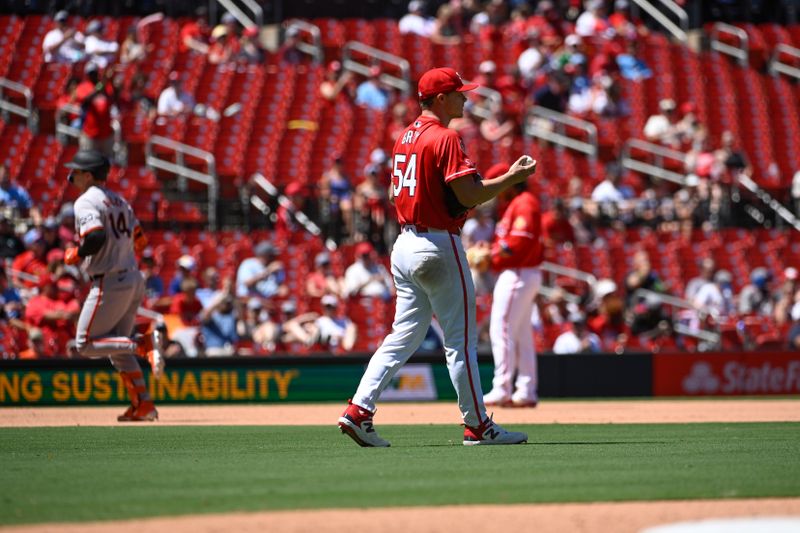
[65,150,110,182]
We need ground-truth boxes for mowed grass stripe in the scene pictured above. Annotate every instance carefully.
[1,423,798,525]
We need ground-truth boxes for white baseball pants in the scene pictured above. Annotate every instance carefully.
[488,267,541,402]
[352,226,487,427]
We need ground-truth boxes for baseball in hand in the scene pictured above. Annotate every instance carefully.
[520,155,534,165]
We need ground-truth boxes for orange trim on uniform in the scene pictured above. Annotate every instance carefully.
[79,225,104,239]
[449,234,482,426]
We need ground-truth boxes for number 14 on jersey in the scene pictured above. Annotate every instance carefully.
[392,153,417,197]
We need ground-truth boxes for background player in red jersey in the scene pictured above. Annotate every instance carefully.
[482,162,544,408]
[338,67,537,447]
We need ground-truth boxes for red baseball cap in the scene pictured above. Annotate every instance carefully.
[355,242,374,257]
[417,67,478,100]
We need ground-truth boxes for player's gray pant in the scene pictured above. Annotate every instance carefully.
[76,270,145,358]
[353,227,487,428]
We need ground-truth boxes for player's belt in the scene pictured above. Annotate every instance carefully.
[402,224,460,236]
[91,269,128,281]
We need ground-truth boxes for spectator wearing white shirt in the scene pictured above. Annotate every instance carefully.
[575,0,609,37]
[553,312,601,354]
[157,72,195,117]
[312,294,357,352]
[591,163,626,204]
[461,202,495,248]
[399,0,434,36]
[344,242,394,300]
[517,29,545,82]
[83,20,119,69]
[692,269,735,318]
[42,10,85,63]
[643,98,680,145]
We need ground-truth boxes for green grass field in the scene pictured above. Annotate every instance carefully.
[2,423,799,525]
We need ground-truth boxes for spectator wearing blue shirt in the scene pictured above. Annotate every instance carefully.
[235,241,288,299]
[0,163,35,217]
[169,254,197,296]
[616,40,652,81]
[200,292,239,357]
[140,249,165,301]
[355,66,390,111]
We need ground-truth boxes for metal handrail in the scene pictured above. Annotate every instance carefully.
[284,19,323,64]
[711,22,749,67]
[632,288,721,345]
[768,43,800,81]
[539,261,597,304]
[145,135,218,230]
[0,77,37,131]
[55,103,125,165]
[621,138,688,185]
[462,80,502,121]
[737,173,800,232]
[215,0,262,28]
[342,41,411,97]
[250,173,337,251]
[525,105,598,159]
[630,0,688,43]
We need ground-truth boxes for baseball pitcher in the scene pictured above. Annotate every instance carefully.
[338,67,537,446]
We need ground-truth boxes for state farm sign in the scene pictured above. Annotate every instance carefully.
[654,352,800,396]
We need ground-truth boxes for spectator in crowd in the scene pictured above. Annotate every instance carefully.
[587,278,627,349]
[553,311,602,354]
[616,39,652,80]
[532,72,569,113]
[119,73,157,120]
[788,300,800,350]
[17,328,52,359]
[541,198,575,248]
[591,163,626,204]
[344,242,393,300]
[213,12,239,41]
[180,6,210,54]
[83,20,119,69]
[278,26,305,65]
[685,257,716,302]
[208,26,237,65]
[140,248,165,303]
[739,267,774,316]
[157,72,195,117]
[237,26,264,64]
[479,104,517,145]
[465,240,494,297]
[42,10,85,63]
[691,268,735,319]
[539,287,580,326]
[355,66,390,111]
[320,61,354,103]
[399,0,434,36]
[170,277,203,327]
[0,214,25,261]
[517,28,546,82]
[775,267,799,327]
[575,0,610,37]
[462,202,496,248]
[120,26,149,64]
[0,268,23,323]
[237,297,265,348]
[430,3,462,45]
[714,130,749,177]
[168,254,197,296]
[527,0,566,42]
[677,103,704,149]
[624,249,666,304]
[56,77,82,128]
[353,163,390,252]
[40,217,62,254]
[24,274,79,356]
[474,60,499,91]
[311,294,356,353]
[195,267,224,309]
[75,63,116,158]
[57,203,76,244]
[0,164,35,217]
[319,157,354,241]
[274,182,311,242]
[236,241,288,300]
[199,292,239,357]
[249,299,303,352]
[306,252,344,299]
[644,98,680,146]
[11,229,49,289]
[386,102,410,148]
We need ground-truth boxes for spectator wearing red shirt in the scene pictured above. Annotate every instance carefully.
[169,277,203,327]
[24,274,80,356]
[75,63,115,158]
[541,198,575,248]
[180,6,210,54]
[11,229,49,289]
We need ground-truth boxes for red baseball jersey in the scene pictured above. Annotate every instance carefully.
[391,115,478,234]
[490,190,544,270]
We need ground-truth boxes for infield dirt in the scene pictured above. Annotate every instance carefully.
[2,399,799,533]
